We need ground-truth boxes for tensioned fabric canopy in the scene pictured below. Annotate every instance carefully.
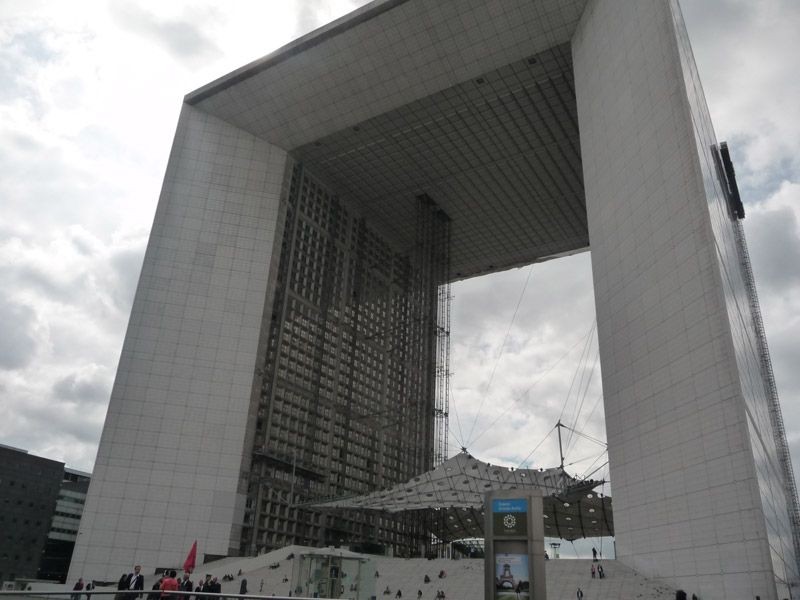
[307,451,613,541]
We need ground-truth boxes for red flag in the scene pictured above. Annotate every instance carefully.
[183,540,197,574]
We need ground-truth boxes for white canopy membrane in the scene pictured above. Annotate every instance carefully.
[306,451,612,541]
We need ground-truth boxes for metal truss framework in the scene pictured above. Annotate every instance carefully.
[241,166,452,557]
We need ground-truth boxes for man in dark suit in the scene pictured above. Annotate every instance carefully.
[121,565,144,599]
[179,573,193,596]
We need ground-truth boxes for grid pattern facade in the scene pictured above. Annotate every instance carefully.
[575,1,799,598]
[189,0,591,281]
[68,106,290,581]
[38,470,91,582]
[0,447,63,584]
[241,166,449,555]
[291,44,586,279]
[671,0,800,592]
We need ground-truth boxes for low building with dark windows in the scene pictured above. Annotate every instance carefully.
[0,445,91,585]
[38,468,91,582]
[0,445,63,585]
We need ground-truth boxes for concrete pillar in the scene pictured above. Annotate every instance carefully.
[69,105,289,580]
[573,1,792,598]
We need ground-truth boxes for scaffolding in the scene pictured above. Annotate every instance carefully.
[414,194,451,467]
[733,219,800,572]
[717,141,800,574]
[240,166,452,557]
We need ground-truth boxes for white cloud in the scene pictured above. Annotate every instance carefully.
[449,254,606,477]
[681,0,800,192]
[0,1,373,471]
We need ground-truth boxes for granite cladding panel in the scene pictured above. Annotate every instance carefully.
[68,105,288,581]
[669,0,798,594]
[574,0,780,598]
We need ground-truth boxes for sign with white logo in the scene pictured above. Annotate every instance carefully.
[492,498,527,537]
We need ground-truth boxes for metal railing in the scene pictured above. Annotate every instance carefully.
[0,591,332,600]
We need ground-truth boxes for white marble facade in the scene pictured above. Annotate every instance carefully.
[69,105,289,580]
[70,1,797,597]
[575,2,794,598]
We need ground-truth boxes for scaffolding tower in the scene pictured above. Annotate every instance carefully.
[241,166,453,557]
[415,195,451,467]
[733,218,800,573]
[717,141,800,574]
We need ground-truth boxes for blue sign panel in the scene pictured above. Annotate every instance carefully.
[492,498,527,513]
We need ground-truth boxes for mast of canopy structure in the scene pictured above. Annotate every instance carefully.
[556,420,565,469]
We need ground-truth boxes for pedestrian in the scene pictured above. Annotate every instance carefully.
[180,573,194,596]
[395,590,402,599]
[259,580,264,593]
[148,579,163,600]
[591,547,598,562]
[119,566,145,600]
[161,570,180,600]
[72,578,85,600]
[85,581,94,600]
[591,564,595,579]
[598,564,605,579]
[576,587,584,600]
[417,591,422,600]
[240,579,248,595]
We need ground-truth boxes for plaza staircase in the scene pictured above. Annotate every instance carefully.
[199,547,677,600]
[26,546,676,600]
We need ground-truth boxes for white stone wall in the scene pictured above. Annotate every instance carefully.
[68,105,289,580]
[574,1,778,598]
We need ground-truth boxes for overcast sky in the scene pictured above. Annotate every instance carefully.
[0,0,798,510]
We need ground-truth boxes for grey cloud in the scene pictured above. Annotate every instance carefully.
[52,372,110,405]
[452,254,594,333]
[109,3,220,63]
[295,0,328,37]
[4,400,105,469]
[450,253,600,464]
[70,235,96,256]
[0,295,39,370]
[746,205,800,292]
[8,30,58,63]
[0,30,50,113]
[682,0,800,189]
[3,262,83,305]
[294,0,369,37]
[679,1,751,48]
[767,331,800,472]
[8,131,40,152]
[109,246,145,312]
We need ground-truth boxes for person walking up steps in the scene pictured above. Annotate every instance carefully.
[576,587,584,599]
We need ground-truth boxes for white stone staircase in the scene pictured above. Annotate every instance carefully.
[213,549,677,600]
[33,547,677,600]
